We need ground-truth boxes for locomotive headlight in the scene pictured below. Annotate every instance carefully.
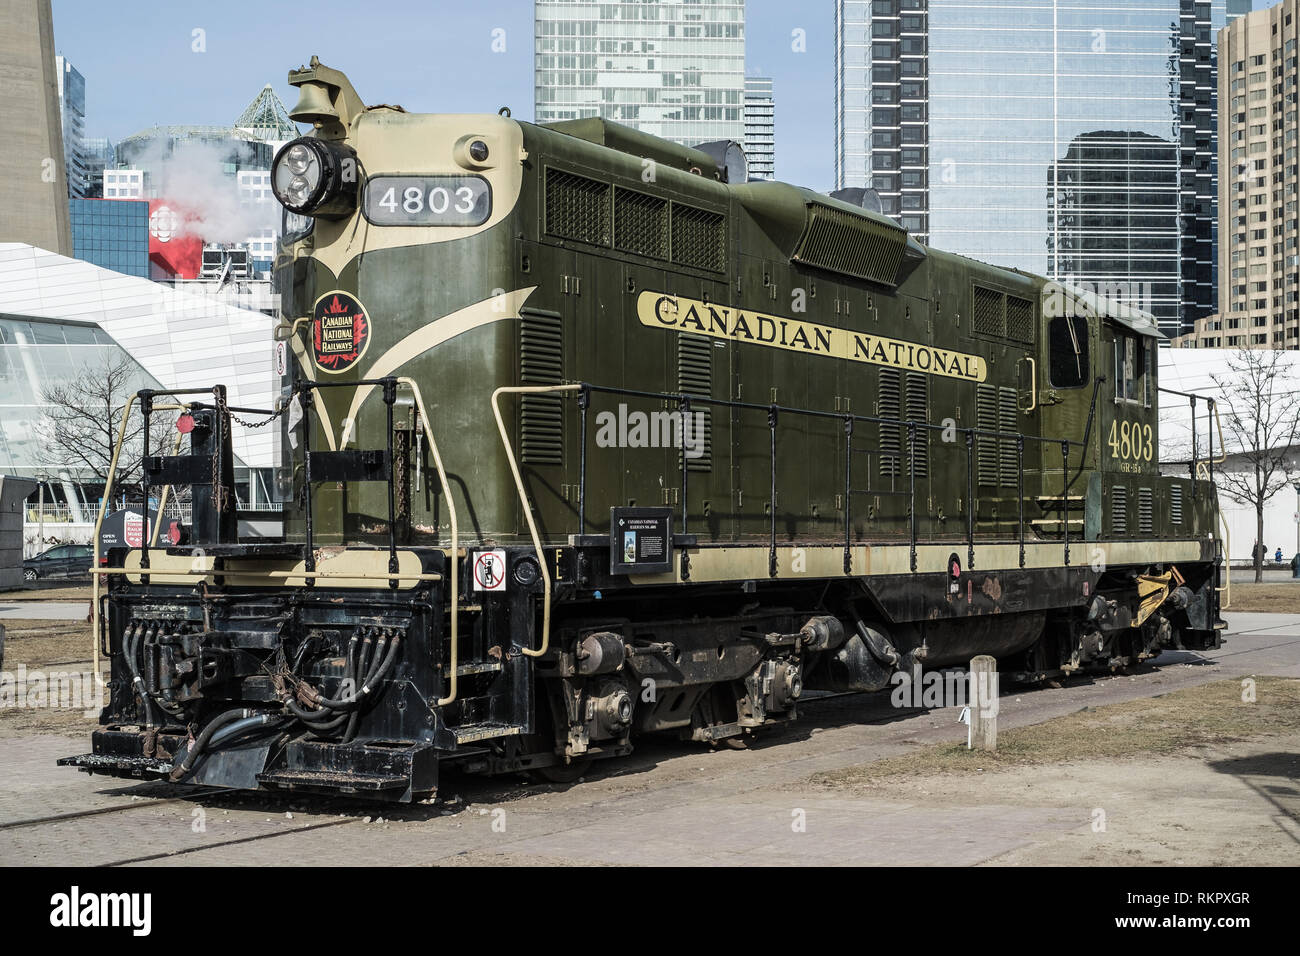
[271,136,359,219]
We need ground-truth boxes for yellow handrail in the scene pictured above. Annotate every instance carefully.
[394,377,461,705]
[490,383,582,659]
[91,394,140,683]
[87,382,463,710]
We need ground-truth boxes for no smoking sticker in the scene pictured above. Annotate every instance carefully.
[473,549,507,592]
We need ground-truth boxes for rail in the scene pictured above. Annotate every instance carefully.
[493,380,1102,594]
[90,379,462,704]
[1158,386,1225,489]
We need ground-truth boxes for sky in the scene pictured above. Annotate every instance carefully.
[50,0,836,190]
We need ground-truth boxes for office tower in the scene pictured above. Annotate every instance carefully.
[535,0,745,147]
[744,76,775,179]
[835,0,1233,337]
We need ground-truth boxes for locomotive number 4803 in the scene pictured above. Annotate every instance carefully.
[1108,418,1153,466]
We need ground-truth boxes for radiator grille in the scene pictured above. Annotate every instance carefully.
[1137,487,1153,535]
[676,334,712,471]
[614,187,668,260]
[973,286,1004,337]
[905,372,929,479]
[545,168,610,246]
[878,368,902,477]
[1170,484,1183,524]
[791,203,906,286]
[518,310,564,465]
[1111,486,1128,535]
[998,386,1019,487]
[1006,295,1035,344]
[975,383,999,486]
[670,203,726,273]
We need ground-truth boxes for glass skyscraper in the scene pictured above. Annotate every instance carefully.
[744,76,776,179]
[534,0,746,147]
[55,55,88,199]
[69,198,150,278]
[835,0,1251,337]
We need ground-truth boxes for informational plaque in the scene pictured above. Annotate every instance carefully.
[609,507,673,574]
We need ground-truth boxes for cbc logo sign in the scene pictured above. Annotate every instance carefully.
[149,205,178,243]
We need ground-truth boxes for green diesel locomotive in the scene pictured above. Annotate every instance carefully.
[63,59,1225,799]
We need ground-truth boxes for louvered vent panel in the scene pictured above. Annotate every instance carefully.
[676,334,712,471]
[519,310,564,465]
[545,168,610,246]
[614,187,668,259]
[905,372,929,479]
[670,204,726,272]
[1006,295,1035,344]
[1112,486,1128,535]
[998,386,1019,487]
[973,286,1005,337]
[791,203,907,286]
[1137,488,1153,535]
[878,368,902,477]
[1170,484,1183,525]
[975,383,999,486]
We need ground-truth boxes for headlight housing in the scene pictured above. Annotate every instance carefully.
[271,137,358,219]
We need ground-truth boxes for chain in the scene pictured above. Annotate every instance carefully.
[211,388,228,512]
[215,386,285,429]
[209,388,287,511]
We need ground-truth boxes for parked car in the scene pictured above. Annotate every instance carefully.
[22,544,93,582]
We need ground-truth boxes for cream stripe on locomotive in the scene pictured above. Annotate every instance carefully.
[628,540,1210,586]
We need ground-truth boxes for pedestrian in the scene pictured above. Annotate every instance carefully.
[1277,546,1284,564]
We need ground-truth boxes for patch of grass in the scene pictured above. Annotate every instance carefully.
[812,677,1300,789]
[1224,582,1300,613]
[1,618,94,667]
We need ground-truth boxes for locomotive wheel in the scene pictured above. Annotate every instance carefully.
[533,756,593,784]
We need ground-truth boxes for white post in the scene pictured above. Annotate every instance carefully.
[969,655,998,751]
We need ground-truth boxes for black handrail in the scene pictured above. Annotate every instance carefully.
[573,380,1092,575]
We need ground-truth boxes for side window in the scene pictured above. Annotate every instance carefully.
[1048,316,1089,388]
[1115,332,1151,405]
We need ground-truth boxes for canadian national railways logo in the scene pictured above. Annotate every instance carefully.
[312,291,371,374]
[636,291,987,382]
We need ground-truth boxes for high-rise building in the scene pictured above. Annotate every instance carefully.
[534,0,746,147]
[54,55,88,199]
[835,0,1246,338]
[744,76,775,179]
[82,137,115,198]
[1210,0,1300,349]
[69,198,150,277]
[0,0,72,255]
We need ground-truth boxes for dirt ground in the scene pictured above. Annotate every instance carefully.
[1,585,92,602]
[811,677,1300,865]
[0,617,102,740]
[1,618,94,668]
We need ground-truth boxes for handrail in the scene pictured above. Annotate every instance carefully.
[490,383,583,659]
[394,376,461,706]
[148,407,191,548]
[90,394,140,684]
[1217,509,1231,608]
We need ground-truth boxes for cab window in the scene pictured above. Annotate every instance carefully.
[1048,315,1090,388]
[1115,331,1150,405]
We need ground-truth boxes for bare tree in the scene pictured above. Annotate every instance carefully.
[1211,348,1300,582]
[38,355,173,505]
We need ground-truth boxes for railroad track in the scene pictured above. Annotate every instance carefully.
[0,796,190,832]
